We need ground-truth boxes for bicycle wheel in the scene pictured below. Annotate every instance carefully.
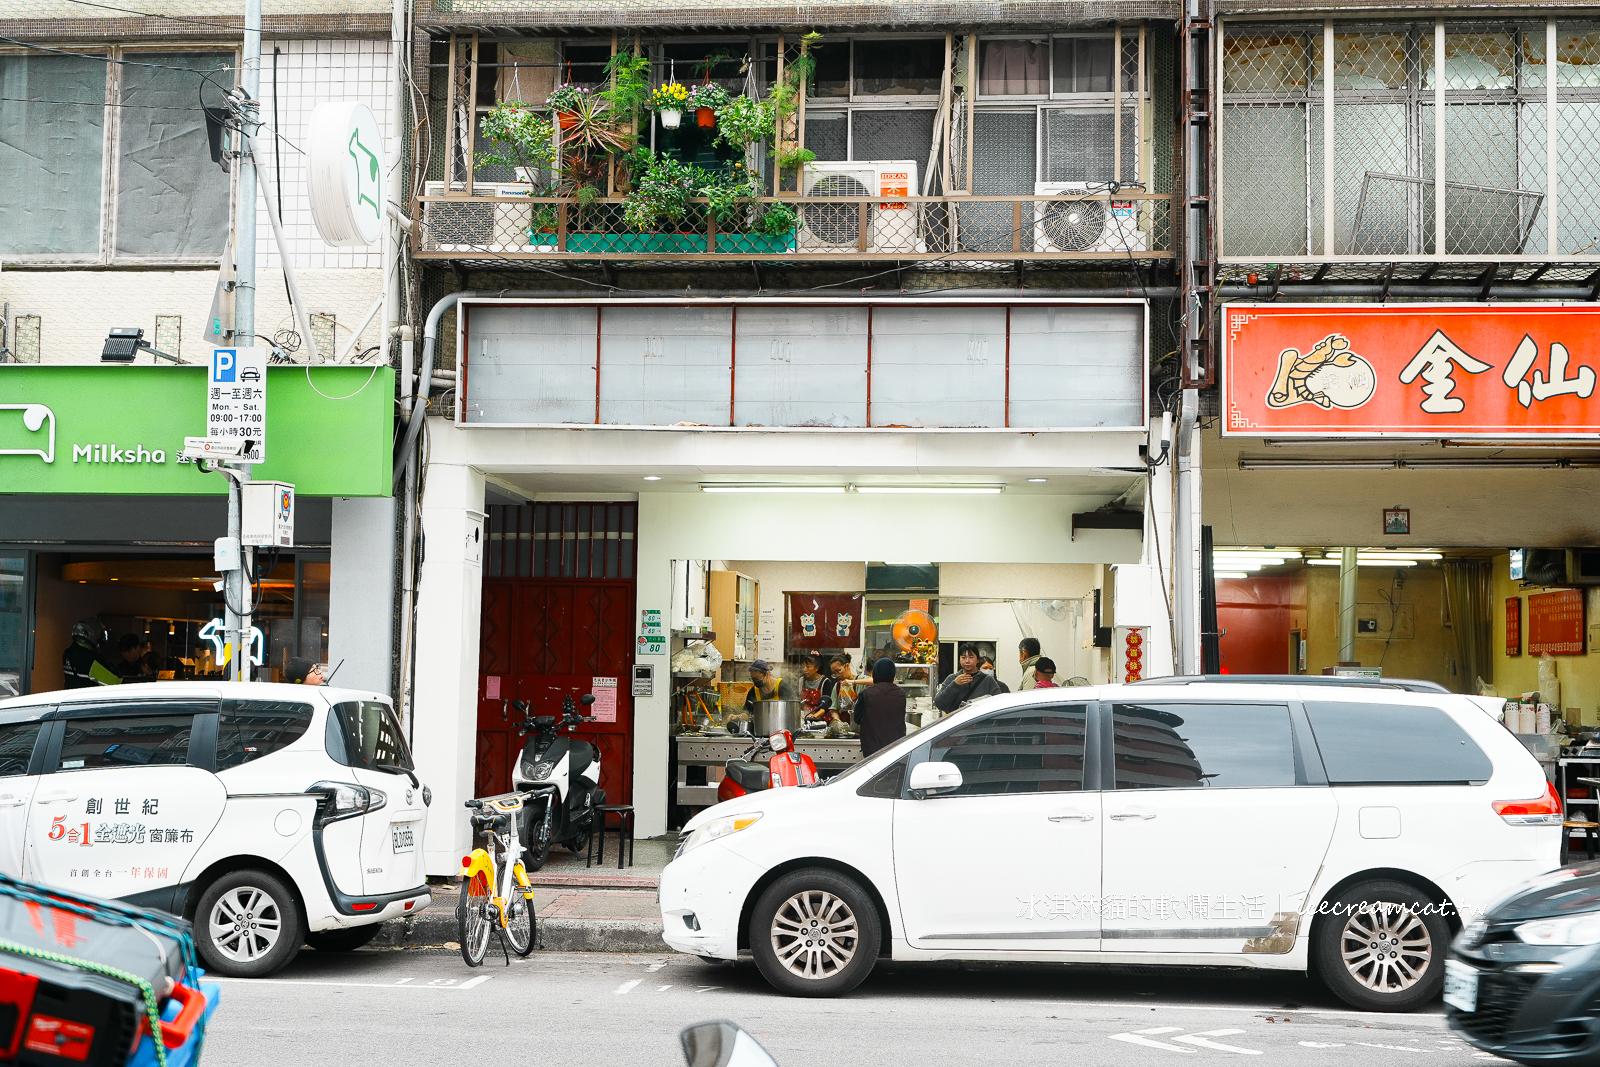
[504,891,535,957]
[457,873,492,967]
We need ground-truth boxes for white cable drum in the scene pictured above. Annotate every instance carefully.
[306,101,385,247]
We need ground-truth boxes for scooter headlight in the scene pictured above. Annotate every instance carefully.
[526,761,555,782]
[682,813,762,854]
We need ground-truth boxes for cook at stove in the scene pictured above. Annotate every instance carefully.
[744,658,798,713]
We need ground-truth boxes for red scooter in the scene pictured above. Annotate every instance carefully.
[716,729,818,801]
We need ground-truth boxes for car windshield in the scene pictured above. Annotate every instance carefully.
[326,699,414,773]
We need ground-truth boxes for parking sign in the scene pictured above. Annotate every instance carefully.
[207,347,267,462]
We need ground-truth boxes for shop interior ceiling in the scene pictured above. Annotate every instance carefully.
[1205,428,1600,549]
[482,469,1144,500]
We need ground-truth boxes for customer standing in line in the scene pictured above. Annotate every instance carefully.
[854,657,907,757]
[935,643,1006,713]
[1018,637,1043,690]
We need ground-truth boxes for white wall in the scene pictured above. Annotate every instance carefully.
[328,495,395,695]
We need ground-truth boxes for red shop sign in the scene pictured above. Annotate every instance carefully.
[1506,597,1521,658]
[1223,304,1600,437]
[1528,589,1585,656]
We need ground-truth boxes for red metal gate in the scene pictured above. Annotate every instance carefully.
[477,503,637,805]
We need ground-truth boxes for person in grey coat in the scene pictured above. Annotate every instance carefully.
[934,643,1006,713]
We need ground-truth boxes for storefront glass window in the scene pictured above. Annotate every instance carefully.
[0,555,25,697]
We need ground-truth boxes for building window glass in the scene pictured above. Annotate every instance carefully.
[0,54,106,255]
[853,39,944,97]
[981,39,1049,95]
[0,556,25,698]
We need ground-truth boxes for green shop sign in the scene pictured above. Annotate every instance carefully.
[0,365,393,496]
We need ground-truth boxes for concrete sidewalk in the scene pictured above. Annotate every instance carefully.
[371,835,676,954]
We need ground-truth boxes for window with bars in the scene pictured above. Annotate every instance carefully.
[487,503,637,580]
[1221,19,1599,258]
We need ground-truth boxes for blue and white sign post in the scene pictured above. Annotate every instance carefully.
[202,346,269,682]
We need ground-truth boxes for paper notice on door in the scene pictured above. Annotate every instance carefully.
[485,676,501,699]
[591,677,618,723]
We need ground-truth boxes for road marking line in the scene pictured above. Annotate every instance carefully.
[1173,1029,1262,1055]
[459,975,492,990]
[615,979,641,995]
[393,978,414,985]
[648,961,669,972]
[210,978,488,990]
[1109,1028,1195,1053]
[1298,1042,1346,1049]
[1356,1043,1433,1053]
[695,986,720,993]
[658,984,673,991]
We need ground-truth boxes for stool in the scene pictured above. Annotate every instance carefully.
[587,806,635,869]
[1566,820,1600,862]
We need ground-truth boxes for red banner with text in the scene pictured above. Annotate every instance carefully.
[1224,304,1600,437]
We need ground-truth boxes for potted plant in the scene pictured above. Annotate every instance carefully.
[713,95,776,150]
[546,83,591,129]
[687,82,729,128]
[649,81,690,129]
[700,164,797,254]
[478,101,555,183]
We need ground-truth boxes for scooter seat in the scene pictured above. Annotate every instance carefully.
[725,760,770,793]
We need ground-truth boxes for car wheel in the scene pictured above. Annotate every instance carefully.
[195,869,305,978]
[305,924,383,953]
[749,868,880,997]
[1313,880,1450,1012]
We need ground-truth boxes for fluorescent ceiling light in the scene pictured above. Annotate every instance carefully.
[1306,558,1418,567]
[1214,571,1250,579]
[1318,550,1446,559]
[1027,478,1048,483]
[700,484,846,494]
[1240,459,1400,471]
[853,485,1004,495]
[882,562,934,566]
[643,475,661,481]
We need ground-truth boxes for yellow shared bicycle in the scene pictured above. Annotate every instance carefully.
[459,790,538,966]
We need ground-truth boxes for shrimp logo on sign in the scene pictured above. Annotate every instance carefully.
[1265,334,1377,411]
[0,404,56,464]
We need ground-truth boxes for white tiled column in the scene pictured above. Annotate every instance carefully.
[413,456,486,876]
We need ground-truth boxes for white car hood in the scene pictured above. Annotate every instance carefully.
[681,783,821,831]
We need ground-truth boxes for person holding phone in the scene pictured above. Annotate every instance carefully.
[934,643,1005,713]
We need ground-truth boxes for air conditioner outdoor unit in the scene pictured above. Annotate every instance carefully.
[421,181,542,252]
[800,161,924,254]
[1033,182,1147,254]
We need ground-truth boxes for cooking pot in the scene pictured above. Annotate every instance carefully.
[751,699,803,736]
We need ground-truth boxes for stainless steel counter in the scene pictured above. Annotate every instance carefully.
[675,734,864,809]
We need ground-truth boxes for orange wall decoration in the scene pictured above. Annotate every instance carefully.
[1224,304,1600,437]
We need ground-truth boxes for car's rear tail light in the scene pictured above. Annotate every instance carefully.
[1493,781,1563,825]
[404,900,415,911]
[350,902,378,912]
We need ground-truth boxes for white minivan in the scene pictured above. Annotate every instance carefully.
[0,681,431,977]
[661,678,1561,1009]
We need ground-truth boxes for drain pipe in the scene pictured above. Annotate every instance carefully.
[393,290,469,490]
[1171,387,1200,674]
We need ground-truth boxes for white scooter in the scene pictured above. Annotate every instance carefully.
[510,693,605,869]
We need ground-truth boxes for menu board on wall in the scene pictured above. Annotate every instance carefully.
[1529,589,1585,655]
[789,593,863,651]
[1505,597,1522,657]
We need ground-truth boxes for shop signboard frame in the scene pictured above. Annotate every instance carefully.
[452,296,1150,434]
[0,365,392,496]
[1223,304,1600,438]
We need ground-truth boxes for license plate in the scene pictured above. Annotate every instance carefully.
[391,823,417,854]
[1444,959,1479,1013]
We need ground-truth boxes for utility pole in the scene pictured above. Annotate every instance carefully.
[226,0,262,683]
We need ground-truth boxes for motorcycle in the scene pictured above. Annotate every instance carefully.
[511,693,605,869]
[716,729,818,802]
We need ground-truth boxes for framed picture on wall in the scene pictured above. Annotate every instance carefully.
[1383,507,1410,535]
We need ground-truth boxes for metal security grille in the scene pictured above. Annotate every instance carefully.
[851,108,937,167]
[1222,18,1600,260]
[1044,109,1138,182]
[961,110,1038,251]
[487,502,637,580]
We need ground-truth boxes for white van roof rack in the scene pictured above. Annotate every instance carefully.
[1127,674,1452,695]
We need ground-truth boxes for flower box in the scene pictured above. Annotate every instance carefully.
[562,231,796,254]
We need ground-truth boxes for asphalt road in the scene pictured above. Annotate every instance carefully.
[202,948,1500,1067]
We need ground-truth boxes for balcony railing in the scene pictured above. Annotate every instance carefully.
[414,193,1173,263]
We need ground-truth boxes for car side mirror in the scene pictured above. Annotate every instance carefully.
[681,1021,779,1067]
[908,761,963,797]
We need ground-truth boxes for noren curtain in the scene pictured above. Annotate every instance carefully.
[1442,559,1493,692]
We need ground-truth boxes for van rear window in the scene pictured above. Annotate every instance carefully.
[325,700,413,773]
[1304,702,1493,784]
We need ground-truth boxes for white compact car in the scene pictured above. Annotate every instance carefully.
[0,681,431,977]
[661,678,1559,1009]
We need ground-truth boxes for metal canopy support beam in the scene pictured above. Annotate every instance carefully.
[1179,0,1216,388]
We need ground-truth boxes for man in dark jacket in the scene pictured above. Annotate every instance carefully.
[854,657,907,756]
[62,618,119,689]
[935,643,1006,713]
